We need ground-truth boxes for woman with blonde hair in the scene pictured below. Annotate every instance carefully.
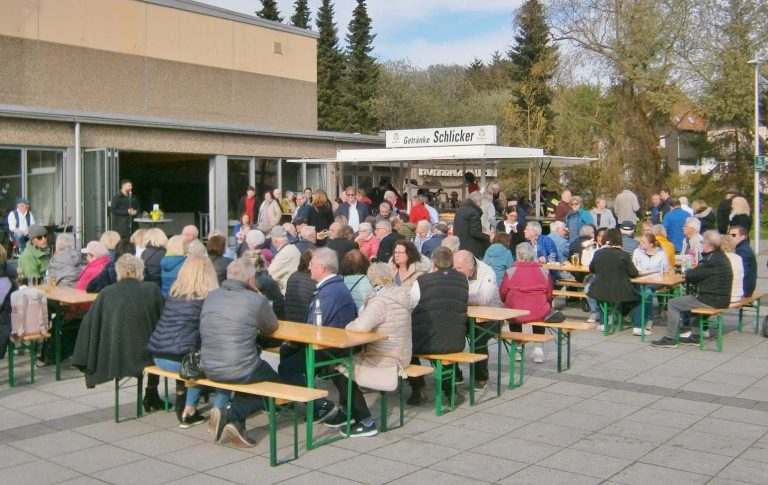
[729,196,752,233]
[99,230,121,254]
[590,196,617,229]
[147,255,225,427]
[142,228,167,286]
[130,228,149,258]
[160,235,186,297]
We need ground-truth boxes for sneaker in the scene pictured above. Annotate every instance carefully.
[312,400,338,424]
[342,421,378,438]
[179,410,206,429]
[208,406,227,443]
[533,347,545,363]
[222,422,257,447]
[680,330,709,338]
[515,351,522,362]
[597,324,605,332]
[323,408,349,428]
[646,321,653,330]
[651,337,678,348]
[632,327,652,336]
[679,335,700,345]
[474,380,488,391]
[587,312,598,324]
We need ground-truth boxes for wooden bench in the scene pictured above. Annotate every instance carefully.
[529,321,596,372]
[7,333,49,387]
[498,332,554,389]
[378,364,434,432]
[552,290,588,299]
[685,293,765,352]
[556,278,586,289]
[143,366,328,466]
[413,352,487,416]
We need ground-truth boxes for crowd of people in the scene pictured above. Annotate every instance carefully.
[0,179,761,448]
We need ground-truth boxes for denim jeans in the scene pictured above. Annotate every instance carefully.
[226,360,282,424]
[153,357,230,408]
[631,285,660,328]
[277,344,336,409]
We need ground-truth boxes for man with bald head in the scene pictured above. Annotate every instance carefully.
[181,225,199,247]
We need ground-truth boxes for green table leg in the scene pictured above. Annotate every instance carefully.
[468,317,476,406]
[304,345,316,449]
[268,397,277,466]
[304,346,352,449]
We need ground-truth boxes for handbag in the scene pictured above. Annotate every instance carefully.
[180,348,205,380]
[544,308,566,323]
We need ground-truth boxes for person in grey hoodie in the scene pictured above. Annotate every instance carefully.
[48,233,82,287]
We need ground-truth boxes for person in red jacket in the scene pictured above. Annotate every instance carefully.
[499,242,553,363]
[408,195,431,225]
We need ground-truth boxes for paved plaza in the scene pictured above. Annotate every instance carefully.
[1,255,767,484]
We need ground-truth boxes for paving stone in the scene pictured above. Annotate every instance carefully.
[113,429,201,456]
[414,423,497,450]
[92,457,196,485]
[668,429,755,457]
[3,460,82,485]
[6,422,59,441]
[681,379,748,397]
[0,443,38,468]
[544,381,606,398]
[274,471,363,485]
[716,458,768,484]
[155,442,253,472]
[740,441,768,463]
[624,406,703,429]
[511,421,591,447]
[50,444,144,474]
[10,430,101,458]
[21,399,96,421]
[448,411,530,435]
[57,477,116,485]
[482,400,561,421]
[0,407,40,431]
[542,448,632,479]
[649,396,722,415]
[569,433,658,461]
[428,451,526,482]
[0,389,61,408]
[498,464,603,484]
[601,419,681,444]
[627,373,691,389]
[388,467,492,484]
[320,454,420,484]
[640,444,733,476]
[539,408,620,432]
[472,435,561,463]
[74,420,158,442]
[611,462,711,485]
[368,438,459,466]
[689,417,768,441]
[591,388,662,406]
[736,387,768,401]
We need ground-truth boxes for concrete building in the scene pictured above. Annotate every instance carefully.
[0,0,381,242]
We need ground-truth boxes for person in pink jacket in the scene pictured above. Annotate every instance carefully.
[355,222,380,261]
[76,241,111,291]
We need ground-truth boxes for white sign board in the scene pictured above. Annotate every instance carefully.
[386,125,497,148]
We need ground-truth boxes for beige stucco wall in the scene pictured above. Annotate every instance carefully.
[0,0,318,129]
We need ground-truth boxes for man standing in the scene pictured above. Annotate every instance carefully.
[662,198,689,252]
[408,247,469,404]
[652,231,732,348]
[335,186,368,232]
[454,192,490,259]
[730,226,757,298]
[565,196,593,243]
[268,226,301,294]
[659,188,672,216]
[554,189,572,222]
[717,189,739,234]
[110,180,139,239]
[202,257,281,447]
[614,188,640,224]
[7,197,35,252]
[649,194,662,224]
[18,224,49,279]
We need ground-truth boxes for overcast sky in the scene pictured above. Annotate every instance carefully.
[198,0,523,67]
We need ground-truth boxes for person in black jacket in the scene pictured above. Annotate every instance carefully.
[454,192,490,259]
[717,189,739,234]
[284,249,315,322]
[374,219,403,262]
[141,228,167,286]
[587,229,640,329]
[308,189,334,232]
[206,234,232,285]
[730,226,757,298]
[325,224,358,262]
[407,247,469,405]
[652,230,733,348]
[147,255,224,427]
[87,240,135,293]
[110,180,140,238]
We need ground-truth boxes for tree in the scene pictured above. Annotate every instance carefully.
[343,0,378,133]
[316,0,346,131]
[505,0,558,150]
[255,0,283,22]
[290,0,311,29]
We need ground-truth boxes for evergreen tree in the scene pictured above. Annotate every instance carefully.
[316,0,346,131]
[256,0,283,22]
[290,0,311,29]
[343,0,378,133]
[507,0,558,148]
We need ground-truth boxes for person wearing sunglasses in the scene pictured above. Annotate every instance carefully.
[334,186,369,233]
[564,196,593,243]
[18,224,49,281]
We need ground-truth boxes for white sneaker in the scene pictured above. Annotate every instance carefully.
[515,351,522,362]
[587,312,598,323]
[533,347,545,363]
[597,324,604,332]
[681,329,709,338]
[646,321,653,330]
[702,329,710,338]
[633,327,652,336]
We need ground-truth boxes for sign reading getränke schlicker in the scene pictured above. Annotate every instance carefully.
[385,125,497,148]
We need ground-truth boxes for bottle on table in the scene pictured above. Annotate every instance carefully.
[314,299,323,327]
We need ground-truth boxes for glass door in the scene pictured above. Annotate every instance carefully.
[82,148,119,242]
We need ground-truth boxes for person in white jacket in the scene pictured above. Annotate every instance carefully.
[267,226,300,294]
[630,234,669,336]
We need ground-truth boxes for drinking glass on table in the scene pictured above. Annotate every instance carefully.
[571,254,580,266]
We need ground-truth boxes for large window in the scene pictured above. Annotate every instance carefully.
[0,147,64,228]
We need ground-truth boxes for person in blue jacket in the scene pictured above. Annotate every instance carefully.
[565,196,593,243]
[524,221,556,262]
[662,198,689,252]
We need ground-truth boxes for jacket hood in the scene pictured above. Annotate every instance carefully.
[57,247,82,266]
[367,284,415,311]
[161,255,186,271]
[485,243,511,258]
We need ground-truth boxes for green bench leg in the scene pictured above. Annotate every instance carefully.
[115,375,144,423]
[7,342,14,387]
[504,341,525,389]
[8,339,39,387]
[266,397,301,467]
[431,360,456,416]
[379,377,406,433]
[756,303,761,334]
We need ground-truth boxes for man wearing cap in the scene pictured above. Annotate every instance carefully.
[717,189,739,235]
[237,186,258,224]
[18,224,49,279]
[619,221,639,255]
[8,197,36,251]
[110,180,139,239]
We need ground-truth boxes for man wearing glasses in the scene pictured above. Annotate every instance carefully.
[335,186,369,232]
[730,226,757,298]
[18,224,49,280]
[564,196,593,243]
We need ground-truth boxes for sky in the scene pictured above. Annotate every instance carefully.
[198,0,524,67]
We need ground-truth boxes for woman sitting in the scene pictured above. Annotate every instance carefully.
[87,240,136,293]
[207,234,232,285]
[234,213,251,253]
[341,250,373,311]
[76,241,110,290]
[99,231,121,261]
[160,235,187,297]
[630,234,669,335]
[142,228,168,287]
[48,233,82,288]
[243,249,284,318]
[284,249,315,322]
[130,228,149,259]
[147,255,228,427]
[0,246,15,359]
[483,232,515,286]
[587,228,639,332]
[500,243,552,364]
[390,240,424,288]
[322,263,414,437]
[355,222,380,261]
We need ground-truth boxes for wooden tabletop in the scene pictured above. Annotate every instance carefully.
[38,286,98,305]
[467,306,530,322]
[631,273,685,286]
[273,320,387,349]
[543,263,591,273]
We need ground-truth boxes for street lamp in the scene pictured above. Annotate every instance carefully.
[747,58,763,254]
